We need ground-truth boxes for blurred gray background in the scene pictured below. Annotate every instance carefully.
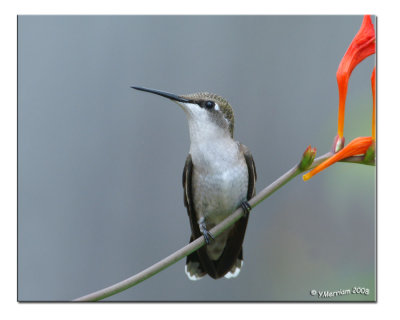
[18,15,376,301]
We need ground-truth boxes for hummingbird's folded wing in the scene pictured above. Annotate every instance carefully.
[239,143,257,200]
[182,154,199,233]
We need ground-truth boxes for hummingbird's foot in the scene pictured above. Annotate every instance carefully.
[241,201,252,218]
[198,218,214,245]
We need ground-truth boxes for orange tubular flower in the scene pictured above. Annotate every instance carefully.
[303,137,374,181]
[371,66,376,140]
[303,16,376,182]
[337,15,376,138]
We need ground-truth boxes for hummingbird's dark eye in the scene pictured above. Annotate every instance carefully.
[205,101,215,109]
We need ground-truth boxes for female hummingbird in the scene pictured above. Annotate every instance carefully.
[132,87,256,280]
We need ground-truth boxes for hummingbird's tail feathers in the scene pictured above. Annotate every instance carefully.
[224,259,243,279]
[224,249,244,279]
[185,261,206,281]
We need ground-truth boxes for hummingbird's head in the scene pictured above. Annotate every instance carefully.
[132,87,235,138]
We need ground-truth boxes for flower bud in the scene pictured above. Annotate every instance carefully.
[299,145,317,171]
[332,135,345,153]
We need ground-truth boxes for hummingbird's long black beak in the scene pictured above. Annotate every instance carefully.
[131,86,191,103]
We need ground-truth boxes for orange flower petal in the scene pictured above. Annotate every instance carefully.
[371,66,376,140]
[303,136,374,181]
[337,15,376,138]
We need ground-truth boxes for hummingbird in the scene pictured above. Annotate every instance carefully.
[132,86,256,280]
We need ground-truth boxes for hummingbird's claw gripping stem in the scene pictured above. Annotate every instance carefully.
[199,218,214,245]
[241,201,252,218]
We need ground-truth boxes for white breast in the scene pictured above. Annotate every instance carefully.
[190,138,249,260]
[192,161,248,223]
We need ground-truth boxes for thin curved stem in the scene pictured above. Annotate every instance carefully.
[74,151,374,301]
